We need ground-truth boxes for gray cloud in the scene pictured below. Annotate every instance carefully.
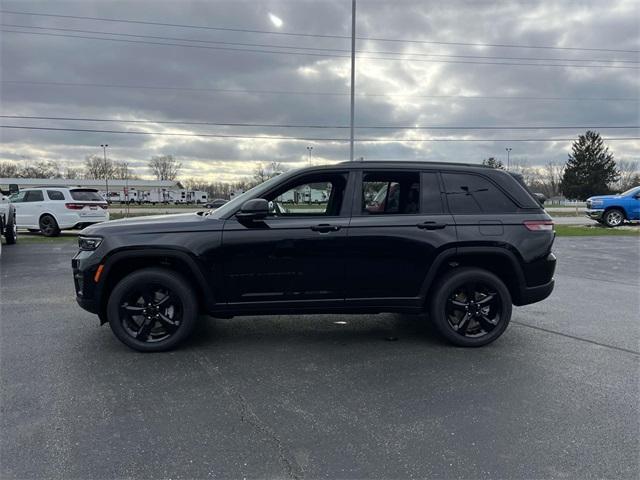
[1,0,638,180]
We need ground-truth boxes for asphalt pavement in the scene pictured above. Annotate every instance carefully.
[1,238,638,479]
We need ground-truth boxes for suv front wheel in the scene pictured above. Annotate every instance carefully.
[106,268,199,352]
[429,267,512,347]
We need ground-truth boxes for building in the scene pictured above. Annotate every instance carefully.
[0,177,181,203]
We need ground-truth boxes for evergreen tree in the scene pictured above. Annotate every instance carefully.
[561,131,618,200]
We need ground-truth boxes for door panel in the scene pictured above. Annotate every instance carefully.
[345,214,454,300]
[345,170,455,301]
[221,216,349,304]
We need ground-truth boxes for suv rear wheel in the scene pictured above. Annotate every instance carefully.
[106,268,198,352]
[429,267,512,347]
[39,214,60,237]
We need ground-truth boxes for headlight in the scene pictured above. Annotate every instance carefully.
[78,236,103,251]
[591,200,603,207]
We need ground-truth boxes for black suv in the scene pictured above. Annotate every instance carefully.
[73,162,556,352]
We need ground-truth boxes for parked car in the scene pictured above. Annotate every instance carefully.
[205,198,228,209]
[0,183,19,250]
[72,161,556,352]
[11,187,109,237]
[585,186,640,227]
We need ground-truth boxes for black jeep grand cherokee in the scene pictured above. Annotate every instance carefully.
[73,161,556,352]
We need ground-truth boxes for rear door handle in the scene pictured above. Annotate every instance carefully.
[417,221,447,230]
[310,224,341,233]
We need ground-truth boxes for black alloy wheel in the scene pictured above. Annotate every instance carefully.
[429,267,512,347]
[39,214,60,237]
[107,268,198,352]
[120,286,183,343]
[445,282,501,338]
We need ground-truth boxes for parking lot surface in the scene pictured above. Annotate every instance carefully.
[1,237,638,479]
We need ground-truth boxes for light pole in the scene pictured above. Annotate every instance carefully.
[100,144,109,202]
[123,161,130,217]
[505,147,512,171]
[349,0,356,162]
[306,146,313,166]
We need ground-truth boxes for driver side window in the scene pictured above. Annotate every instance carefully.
[266,173,347,217]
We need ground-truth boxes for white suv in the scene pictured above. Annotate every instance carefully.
[10,188,109,236]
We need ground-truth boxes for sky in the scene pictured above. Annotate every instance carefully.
[0,0,639,182]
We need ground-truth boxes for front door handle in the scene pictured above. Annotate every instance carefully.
[310,224,341,233]
[417,221,447,230]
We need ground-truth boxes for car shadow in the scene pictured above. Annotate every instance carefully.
[181,312,447,350]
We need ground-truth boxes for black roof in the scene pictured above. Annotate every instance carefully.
[337,160,491,169]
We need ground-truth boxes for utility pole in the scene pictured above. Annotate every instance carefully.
[124,161,130,218]
[505,147,512,171]
[100,144,109,202]
[306,146,313,166]
[349,0,356,162]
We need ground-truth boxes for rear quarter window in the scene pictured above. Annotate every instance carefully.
[443,173,518,214]
[47,190,65,201]
[71,190,103,201]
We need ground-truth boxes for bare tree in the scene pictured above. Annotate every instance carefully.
[252,161,287,186]
[616,160,640,191]
[84,154,114,180]
[0,161,20,177]
[148,155,181,181]
[20,160,62,178]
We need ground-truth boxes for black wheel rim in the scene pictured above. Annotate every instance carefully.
[445,281,502,338]
[119,284,183,343]
[40,216,55,235]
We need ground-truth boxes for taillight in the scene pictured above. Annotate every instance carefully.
[65,203,84,210]
[524,220,554,231]
[98,203,108,210]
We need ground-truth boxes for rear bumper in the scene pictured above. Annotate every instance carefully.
[585,209,604,220]
[516,279,555,306]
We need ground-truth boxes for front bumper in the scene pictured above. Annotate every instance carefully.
[72,251,102,315]
[585,209,604,220]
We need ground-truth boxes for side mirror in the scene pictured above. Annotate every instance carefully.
[236,198,269,221]
[9,184,18,195]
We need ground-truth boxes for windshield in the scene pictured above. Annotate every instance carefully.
[620,186,640,197]
[210,170,298,219]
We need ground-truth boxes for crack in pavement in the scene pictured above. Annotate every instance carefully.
[511,321,640,356]
[193,352,303,480]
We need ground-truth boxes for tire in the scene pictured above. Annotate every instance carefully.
[428,267,512,347]
[39,214,60,237]
[603,208,625,228]
[106,268,199,352]
[4,208,17,244]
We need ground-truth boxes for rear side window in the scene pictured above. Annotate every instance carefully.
[71,190,103,201]
[24,190,44,202]
[443,173,518,214]
[47,190,65,201]
[362,171,420,214]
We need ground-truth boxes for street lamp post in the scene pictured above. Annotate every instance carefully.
[100,144,109,202]
[306,146,313,166]
[505,147,512,171]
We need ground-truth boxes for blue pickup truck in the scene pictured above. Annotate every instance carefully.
[585,186,640,227]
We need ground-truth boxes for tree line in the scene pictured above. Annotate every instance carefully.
[482,131,638,200]
[0,154,183,182]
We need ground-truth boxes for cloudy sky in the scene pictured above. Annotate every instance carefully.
[1,0,638,181]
